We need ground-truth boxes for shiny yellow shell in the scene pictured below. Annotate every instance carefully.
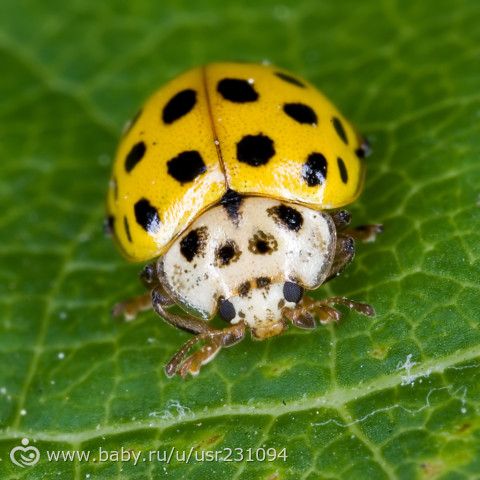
[107,62,369,261]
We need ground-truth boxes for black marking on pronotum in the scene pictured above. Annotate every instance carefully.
[256,277,271,289]
[256,240,270,253]
[238,281,251,297]
[179,227,207,262]
[248,231,278,255]
[268,204,304,232]
[215,240,240,266]
[283,282,304,303]
[220,189,243,223]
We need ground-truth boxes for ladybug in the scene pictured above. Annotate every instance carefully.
[106,62,382,377]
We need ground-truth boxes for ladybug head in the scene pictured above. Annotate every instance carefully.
[217,280,304,339]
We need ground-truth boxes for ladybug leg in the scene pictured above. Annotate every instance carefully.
[111,292,155,321]
[111,263,172,321]
[343,224,383,242]
[151,288,214,336]
[331,209,383,242]
[164,321,246,378]
[284,295,375,328]
[151,288,245,377]
[325,234,355,282]
[331,210,352,231]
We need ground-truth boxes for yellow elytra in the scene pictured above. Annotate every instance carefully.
[106,62,369,261]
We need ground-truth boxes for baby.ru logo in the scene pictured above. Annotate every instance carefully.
[9,438,40,467]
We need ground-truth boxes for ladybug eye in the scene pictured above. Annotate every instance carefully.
[283,282,304,303]
[219,299,236,321]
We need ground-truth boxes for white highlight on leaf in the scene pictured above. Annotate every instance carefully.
[311,385,468,428]
[149,400,192,420]
[396,354,432,386]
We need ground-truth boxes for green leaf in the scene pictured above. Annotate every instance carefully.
[1,0,479,478]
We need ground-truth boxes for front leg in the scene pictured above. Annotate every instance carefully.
[112,262,173,321]
[165,321,246,378]
[150,288,246,377]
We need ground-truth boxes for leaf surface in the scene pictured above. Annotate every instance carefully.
[0,0,479,478]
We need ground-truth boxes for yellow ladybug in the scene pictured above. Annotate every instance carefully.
[106,62,382,378]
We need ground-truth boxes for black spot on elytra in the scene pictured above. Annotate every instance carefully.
[275,71,306,88]
[302,153,328,186]
[217,78,259,103]
[256,277,271,289]
[220,189,243,222]
[162,89,197,124]
[167,151,206,183]
[248,231,278,255]
[124,216,132,242]
[180,227,207,262]
[238,281,251,297]
[134,199,161,233]
[332,116,348,144]
[283,103,317,125]
[219,298,236,321]
[283,282,304,303]
[215,240,240,267]
[237,134,275,166]
[337,157,348,183]
[125,141,146,173]
[268,204,304,232]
